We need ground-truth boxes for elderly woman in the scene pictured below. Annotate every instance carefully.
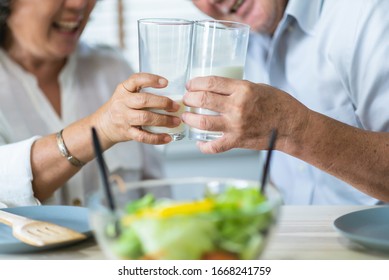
[0,0,180,207]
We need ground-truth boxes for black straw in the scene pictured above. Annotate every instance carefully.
[91,127,116,212]
[260,129,277,194]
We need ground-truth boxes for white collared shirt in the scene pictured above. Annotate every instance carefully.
[0,43,164,207]
[245,0,389,204]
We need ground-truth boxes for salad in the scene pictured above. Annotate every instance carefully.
[108,186,274,260]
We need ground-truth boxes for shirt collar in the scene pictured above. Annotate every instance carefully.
[284,0,324,35]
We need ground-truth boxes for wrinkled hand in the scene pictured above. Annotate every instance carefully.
[93,73,181,147]
[182,76,309,154]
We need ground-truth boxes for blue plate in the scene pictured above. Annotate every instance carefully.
[333,207,389,252]
[0,205,92,254]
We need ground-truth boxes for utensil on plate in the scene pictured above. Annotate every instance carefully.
[0,209,86,247]
[260,129,277,194]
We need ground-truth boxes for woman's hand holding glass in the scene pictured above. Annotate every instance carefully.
[92,73,181,148]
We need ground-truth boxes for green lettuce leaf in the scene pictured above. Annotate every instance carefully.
[131,216,216,260]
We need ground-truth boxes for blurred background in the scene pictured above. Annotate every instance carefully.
[81,0,260,180]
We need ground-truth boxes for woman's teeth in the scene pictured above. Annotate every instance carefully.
[54,21,79,32]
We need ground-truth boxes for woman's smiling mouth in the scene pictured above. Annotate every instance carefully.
[53,20,81,33]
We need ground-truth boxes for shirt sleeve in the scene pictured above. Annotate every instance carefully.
[0,136,41,207]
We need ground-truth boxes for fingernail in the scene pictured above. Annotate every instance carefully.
[173,117,182,126]
[159,78,167,86]
[164,135,172,142]
[173,102,180,111]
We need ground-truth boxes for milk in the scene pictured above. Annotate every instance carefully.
[191,65,244,79]
[142,95,186,139]
[190,65,244,115]
[189,66,244,139]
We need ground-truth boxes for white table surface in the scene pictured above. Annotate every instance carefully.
[1,205,388,260]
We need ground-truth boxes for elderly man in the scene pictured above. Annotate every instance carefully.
[184,0,389,204]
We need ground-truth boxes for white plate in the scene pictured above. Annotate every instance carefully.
[333,207,389,252]
[0,205,92,254]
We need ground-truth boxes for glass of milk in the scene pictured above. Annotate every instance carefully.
[138,18,194,141]
[189,20,250,141]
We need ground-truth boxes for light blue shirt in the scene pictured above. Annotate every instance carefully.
[245,0,389,205]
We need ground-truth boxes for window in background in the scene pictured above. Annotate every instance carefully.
[81,0,209,70]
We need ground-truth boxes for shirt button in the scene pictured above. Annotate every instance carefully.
[72,198,82,206]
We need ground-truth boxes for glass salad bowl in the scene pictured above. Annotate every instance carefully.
[88,177,282,260]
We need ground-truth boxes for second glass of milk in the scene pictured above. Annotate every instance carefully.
[138,18,193,141]
[189,20,250,141]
